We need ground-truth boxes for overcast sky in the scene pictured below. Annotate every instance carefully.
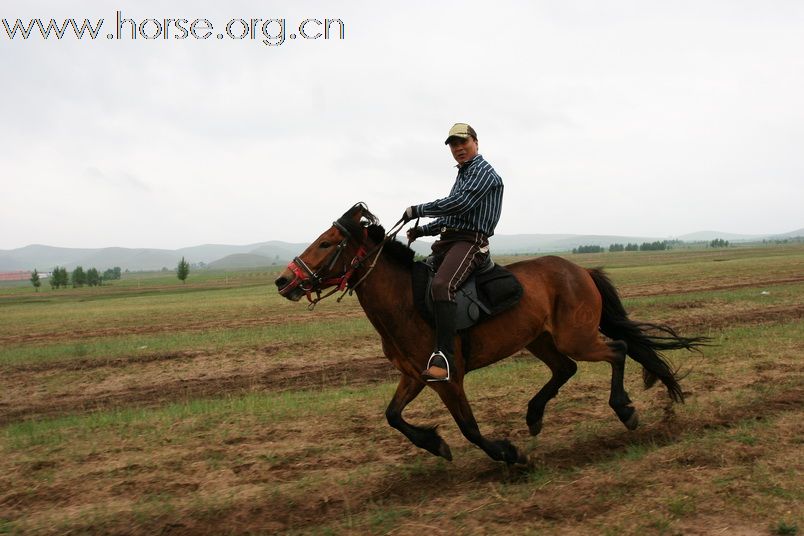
[1,0,802,250]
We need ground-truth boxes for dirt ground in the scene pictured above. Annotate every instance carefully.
[1,278,800,426]
[1,275,802,535]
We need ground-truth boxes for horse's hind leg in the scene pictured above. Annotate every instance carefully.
[386,374,453,460]
[606,340,639,430]
[559,334,638,430]
[524,334,577,436]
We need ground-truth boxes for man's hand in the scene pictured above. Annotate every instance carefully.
[406,226,424,243]
[401,206,419,223]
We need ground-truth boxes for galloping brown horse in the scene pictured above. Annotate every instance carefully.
[275,203,705,464]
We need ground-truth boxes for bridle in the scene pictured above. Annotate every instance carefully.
[278,216,406,309]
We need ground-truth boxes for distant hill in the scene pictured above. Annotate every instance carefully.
[175,243,259,260]
[0,241,308,272]
[1,226,801,271]
[674,228,804,242]
[0,244,99,271]
[675,231,761,242]
[208,254,276,270]
[72,247,180,272]
[248,241,316,262]
[773,228,804,238]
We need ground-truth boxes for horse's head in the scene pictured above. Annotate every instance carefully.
[275,202,379,303]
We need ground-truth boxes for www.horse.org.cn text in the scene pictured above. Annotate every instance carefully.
[1,11,346,47]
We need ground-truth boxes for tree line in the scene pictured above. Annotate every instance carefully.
[572,238,729,253]
[35,258,189,290]
[571,239,724,254]
[46,266,122,289]
[572,245,605,254]
[573,241,673,253]
[608,243,639,252]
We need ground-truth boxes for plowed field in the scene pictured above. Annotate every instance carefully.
[1,245,802,535]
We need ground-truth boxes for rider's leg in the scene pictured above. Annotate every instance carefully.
[422,232,488,381]
[422,300,457,381]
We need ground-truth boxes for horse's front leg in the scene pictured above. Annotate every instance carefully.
[386,374,453,460]
[431,382,527,465]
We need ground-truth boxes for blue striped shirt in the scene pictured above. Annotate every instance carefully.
[416,154,504,237]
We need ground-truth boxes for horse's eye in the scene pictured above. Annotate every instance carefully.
[319,242,331,249]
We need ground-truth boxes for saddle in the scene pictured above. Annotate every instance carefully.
[412,256,523,331]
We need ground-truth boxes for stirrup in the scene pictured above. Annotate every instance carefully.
[421,351,450,382]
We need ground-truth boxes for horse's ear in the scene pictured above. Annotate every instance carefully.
[340,202,377,230]
[342,202,367,224]
[351,202,365,223]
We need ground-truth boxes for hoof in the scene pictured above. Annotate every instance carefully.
[505,446,528,466]
[493,440,524,466]
[528,419,543,437]
[624,409,639,431]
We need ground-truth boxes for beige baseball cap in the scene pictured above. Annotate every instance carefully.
[444,123,477,144]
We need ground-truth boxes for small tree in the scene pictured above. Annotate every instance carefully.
[57,267,69,288]
[30,269,41,292]
[87,268,100,287]
[72,266,86,287]
[102,267,122,281]
[50,266,68,289]
[177,257,190,284]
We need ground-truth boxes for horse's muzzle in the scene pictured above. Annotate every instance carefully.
[275,275,304,301]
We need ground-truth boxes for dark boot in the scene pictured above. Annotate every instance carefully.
[421,300,457,382]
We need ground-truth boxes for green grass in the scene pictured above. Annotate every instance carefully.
[0,315,374,367]
[0,283,288,333]
[625,280,804,307]
[3,383,384,451]
[773,521,799,535]
[509,243,804,271]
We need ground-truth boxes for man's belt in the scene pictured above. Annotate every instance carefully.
[439,227,489,241]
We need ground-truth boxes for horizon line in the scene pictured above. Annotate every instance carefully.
[2,225,803,252]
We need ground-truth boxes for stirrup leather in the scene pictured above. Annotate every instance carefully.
[423,351,450,382]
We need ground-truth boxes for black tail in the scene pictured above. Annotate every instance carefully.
[588,268,708,403]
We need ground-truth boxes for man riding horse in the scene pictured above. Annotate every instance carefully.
[403,123,504,382]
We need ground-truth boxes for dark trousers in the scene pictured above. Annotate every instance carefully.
[430,230,490,302]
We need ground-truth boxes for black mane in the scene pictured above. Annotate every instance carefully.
[338,203,416,269]
[367,225,415,269]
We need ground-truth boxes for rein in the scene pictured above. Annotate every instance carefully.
[281,217,407,310]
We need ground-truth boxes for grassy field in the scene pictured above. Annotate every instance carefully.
[1,244,802,535]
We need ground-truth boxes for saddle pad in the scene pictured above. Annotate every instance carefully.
[475,263,523,316]
[411,261,523,330]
